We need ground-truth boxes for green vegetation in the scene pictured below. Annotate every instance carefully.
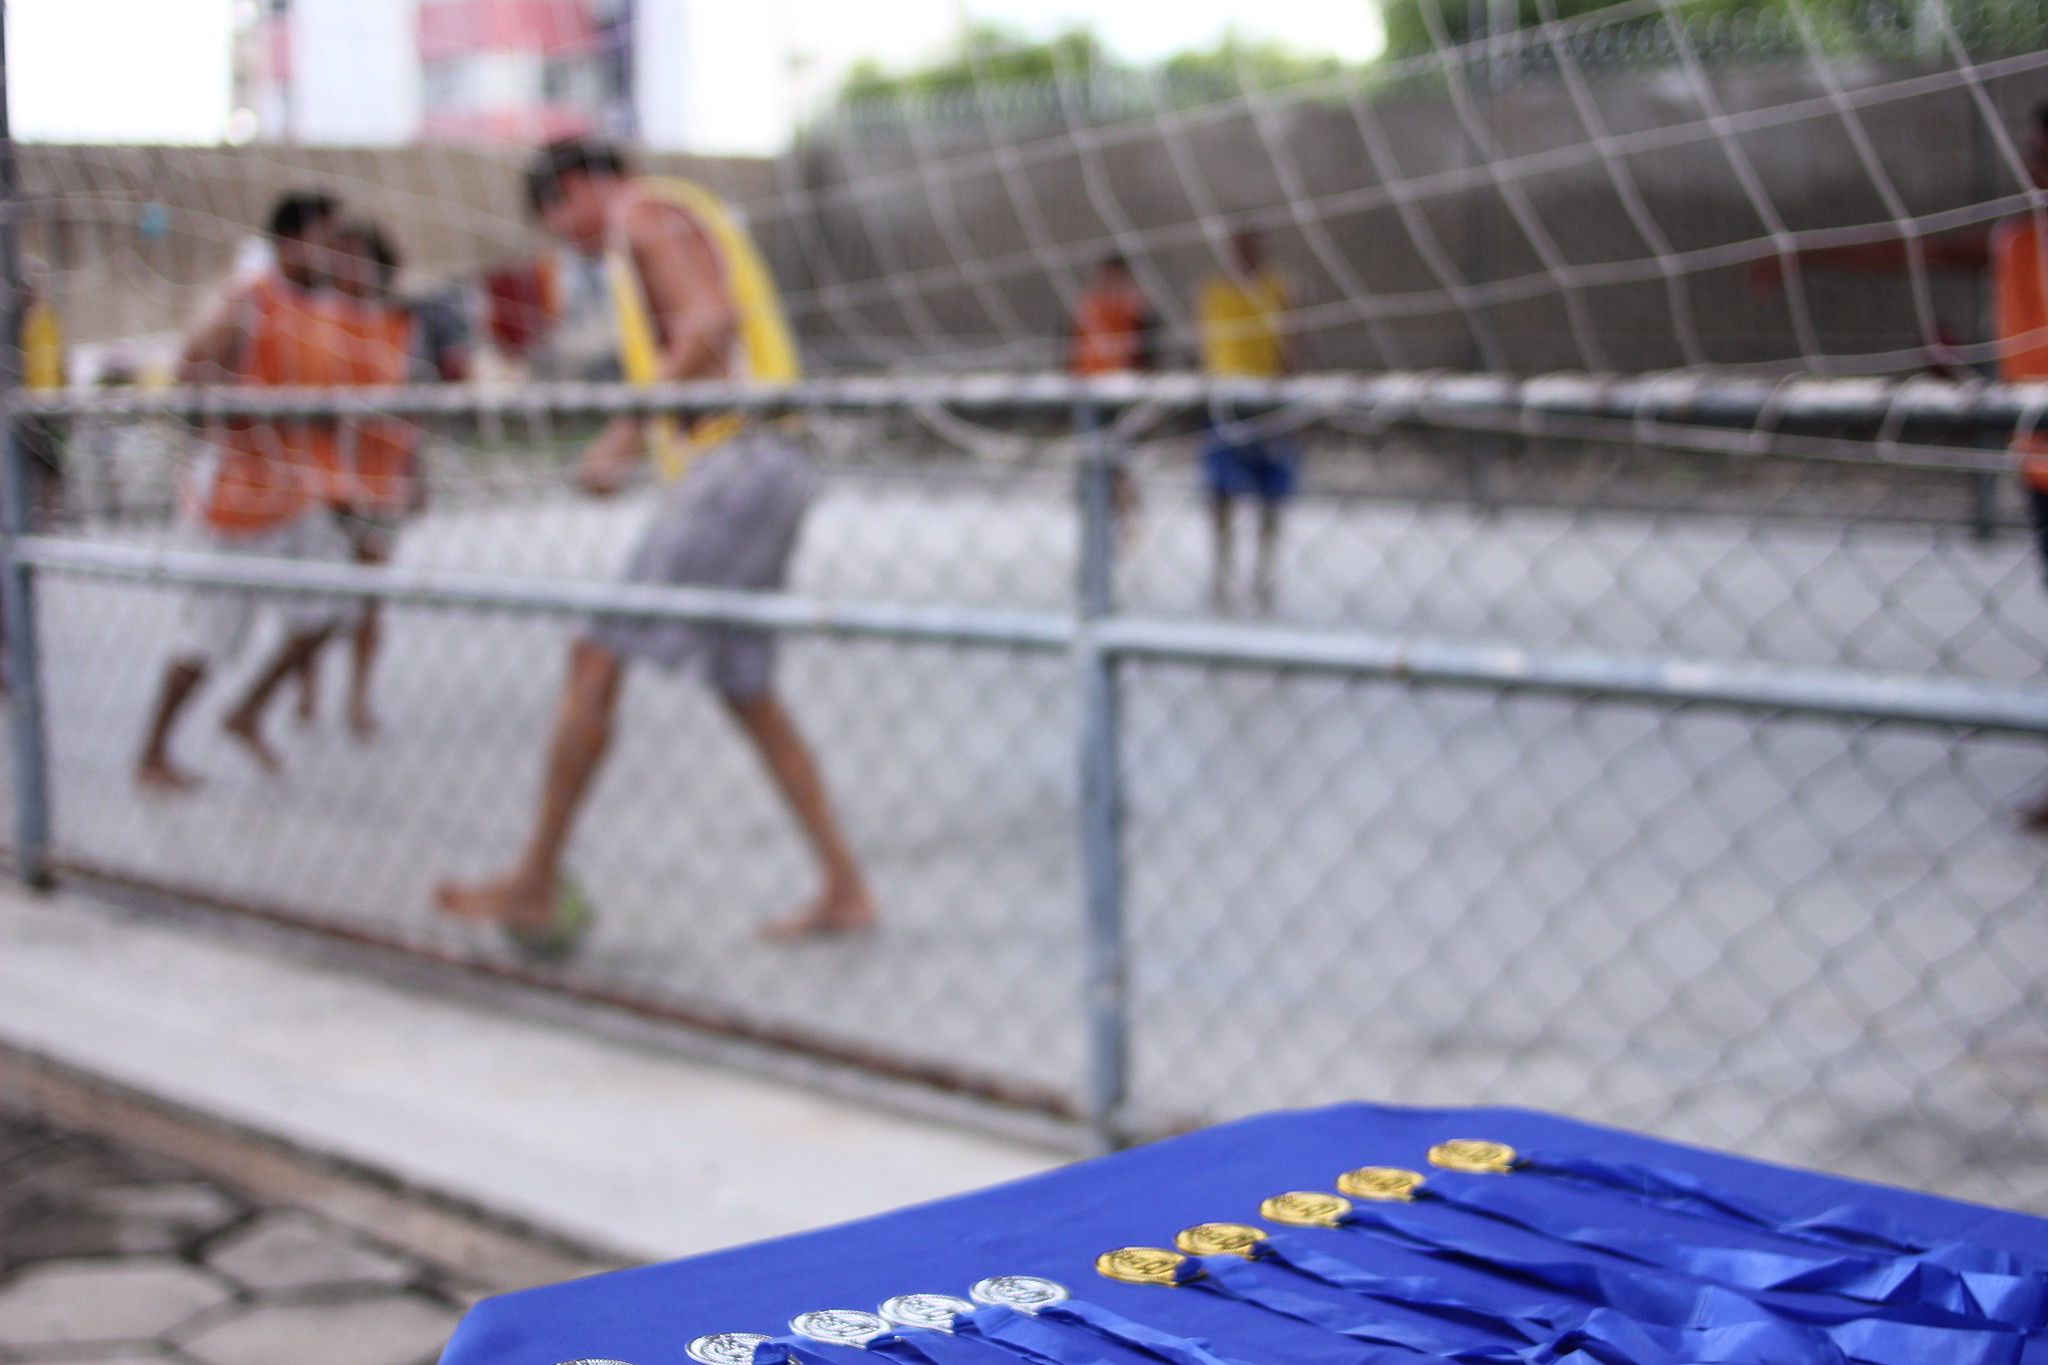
[1378,0,1885,58]
[834,23,1353,108]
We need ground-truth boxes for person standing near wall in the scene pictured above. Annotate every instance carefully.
[1197,229,1295,613]
[1067,253,1157,543]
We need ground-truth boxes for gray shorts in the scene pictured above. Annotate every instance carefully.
[176,510,354,668]
[589,430,814,698]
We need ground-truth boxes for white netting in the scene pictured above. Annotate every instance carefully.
[15,0,2048,390]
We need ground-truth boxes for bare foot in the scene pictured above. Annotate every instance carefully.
[434,873,555,930]
[760,878,879,942]
[136,754,201,793]
[221,711,283,775]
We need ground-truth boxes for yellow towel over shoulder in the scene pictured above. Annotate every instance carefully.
[605,176,801,480]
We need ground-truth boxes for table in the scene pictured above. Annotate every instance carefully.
[438,1102,2048,1365]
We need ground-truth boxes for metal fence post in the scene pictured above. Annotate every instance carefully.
[1074,401,1129,1151]
[0,4,52,889]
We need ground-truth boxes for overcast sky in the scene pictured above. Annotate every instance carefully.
[7,0,1381,151]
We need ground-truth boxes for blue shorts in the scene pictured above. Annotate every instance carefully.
[1203,426,1299,501]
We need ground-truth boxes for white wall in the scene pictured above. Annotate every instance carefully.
[291,0,422,145]
[636,0,788,155]
[633,0,692,150]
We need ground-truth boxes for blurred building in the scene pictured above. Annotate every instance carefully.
[232,0,696,147]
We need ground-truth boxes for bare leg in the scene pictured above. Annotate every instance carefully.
[435,637,624,928]
[1209,492,1234,612]
[346,540,389,739]
[137,658,207,792]
[728,689,878,940]
[222,626,334,774]
[291,644,320,726]
[347,599,381,738]
[1252,498,1283,614]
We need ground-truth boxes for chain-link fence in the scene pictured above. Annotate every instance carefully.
[7,377,2046,1213]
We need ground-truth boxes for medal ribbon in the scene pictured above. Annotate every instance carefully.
[964,1300,1252,1365]
[1239,1240,1846,1365]
[1420,1171,2046,1332]
[1319,1205,2022,1365]
[1193,1254,1527,1360]
[747,1323,1052,1365]
[872,1327,1053,1365]
[1522,1153,2045,1275]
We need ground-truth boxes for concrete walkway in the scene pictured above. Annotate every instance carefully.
[0,882,1064,1263]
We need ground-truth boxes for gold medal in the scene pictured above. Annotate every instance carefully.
[1427,1139,1519,1174]
[1174,1222,1268,1257]
[1095,1246,1190,1285]
[1258,1190,1353,1227]
[1336,1166,1426,1202]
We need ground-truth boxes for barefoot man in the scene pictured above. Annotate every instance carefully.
[435,140,876,945]
[136,191,356,789]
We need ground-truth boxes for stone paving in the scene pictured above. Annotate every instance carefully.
[0,1112,467,1365]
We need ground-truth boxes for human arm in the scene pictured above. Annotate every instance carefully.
[176,286,252,384]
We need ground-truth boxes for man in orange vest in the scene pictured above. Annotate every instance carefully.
[136,191,357,791]
[1067,254,1156,539]
[1068,254,1157,377]
[434,141,874,949]
[275,217,441,740]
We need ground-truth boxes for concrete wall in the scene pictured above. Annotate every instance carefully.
[781,59,2044,374]
[18,143,779,348]
[21,57,2044,376]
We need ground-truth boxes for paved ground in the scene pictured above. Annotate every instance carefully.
[16,452,2048,1210]
[0,1038,626,1365]
[0,1116,468,1365]
[0,885,1064,1263]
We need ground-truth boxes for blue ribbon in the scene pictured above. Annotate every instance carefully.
[1315,1205,2023,1365]
[873,1326,1051,1365]
[1241,1239,1847,1365]
[747,1323,1053,1365]
[755,1336,868,1365]
[1422,1170,2047,1333]
[1192,1254,1521,1361]
[1523,1154,2047,1275]
[962,1303,1243,1365]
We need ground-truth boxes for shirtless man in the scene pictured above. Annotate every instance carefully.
[435,140,875,944]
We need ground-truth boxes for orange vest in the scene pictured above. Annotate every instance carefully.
[1993,215,2048,489]
[324,294,419,513]
[1068,283,1148,375]
[199,274,342,533]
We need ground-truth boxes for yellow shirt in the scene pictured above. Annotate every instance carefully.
[1198,269,1287,377]
[22,299,62,390]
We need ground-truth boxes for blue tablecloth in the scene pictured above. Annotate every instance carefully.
[438,1103,2048,1365]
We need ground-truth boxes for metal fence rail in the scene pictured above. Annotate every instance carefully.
[7,382,2048,1203]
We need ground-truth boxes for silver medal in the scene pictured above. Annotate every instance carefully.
[967,1276,1070,1312]
[685,1333,775,1364]
[878,1293,973,1332]
[789,1309,890,1347]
